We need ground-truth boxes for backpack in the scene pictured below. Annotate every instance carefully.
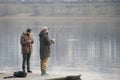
[13,71,27,77]
[3,71,27,79]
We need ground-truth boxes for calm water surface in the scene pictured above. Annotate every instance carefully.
[0,19,120,80]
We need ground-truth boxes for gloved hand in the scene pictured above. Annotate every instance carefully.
[51,38,55,44]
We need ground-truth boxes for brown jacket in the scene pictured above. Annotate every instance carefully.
[20,32,34,54]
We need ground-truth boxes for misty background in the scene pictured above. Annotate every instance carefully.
[0,0,120,80]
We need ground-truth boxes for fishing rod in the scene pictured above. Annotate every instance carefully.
[53,26,64,38]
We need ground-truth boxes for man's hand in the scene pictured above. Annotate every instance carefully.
[28,40,31,43]
[51,38,55,44]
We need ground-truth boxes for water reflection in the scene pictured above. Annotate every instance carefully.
[0,19,120,80]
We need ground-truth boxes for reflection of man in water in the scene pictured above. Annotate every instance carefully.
[39,26,55,76]
[20,28,34,73]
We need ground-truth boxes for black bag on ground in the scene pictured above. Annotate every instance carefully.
[13,71,27,77]
[3,71,27,79]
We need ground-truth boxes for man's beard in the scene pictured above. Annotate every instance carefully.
[46,32,48,35]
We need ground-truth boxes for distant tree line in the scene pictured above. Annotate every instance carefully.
[0,0,120,4]
[0,2,119,16]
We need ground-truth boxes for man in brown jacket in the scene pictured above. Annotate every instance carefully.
[20,28,34,73]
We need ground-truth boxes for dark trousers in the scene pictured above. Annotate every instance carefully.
[22,53,31,72]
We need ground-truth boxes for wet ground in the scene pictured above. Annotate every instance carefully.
[0,72,82,80]
[0,70,120,80]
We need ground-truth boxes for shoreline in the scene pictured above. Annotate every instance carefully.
[0,16,120,21]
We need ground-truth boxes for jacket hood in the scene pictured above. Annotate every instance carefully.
[39,30,45,37]
[39,30,48,38]
[22,32,26,36]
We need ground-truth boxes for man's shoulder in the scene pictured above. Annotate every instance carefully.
[21,33,26,38]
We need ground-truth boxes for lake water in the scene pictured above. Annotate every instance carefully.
[0,18,120,80]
